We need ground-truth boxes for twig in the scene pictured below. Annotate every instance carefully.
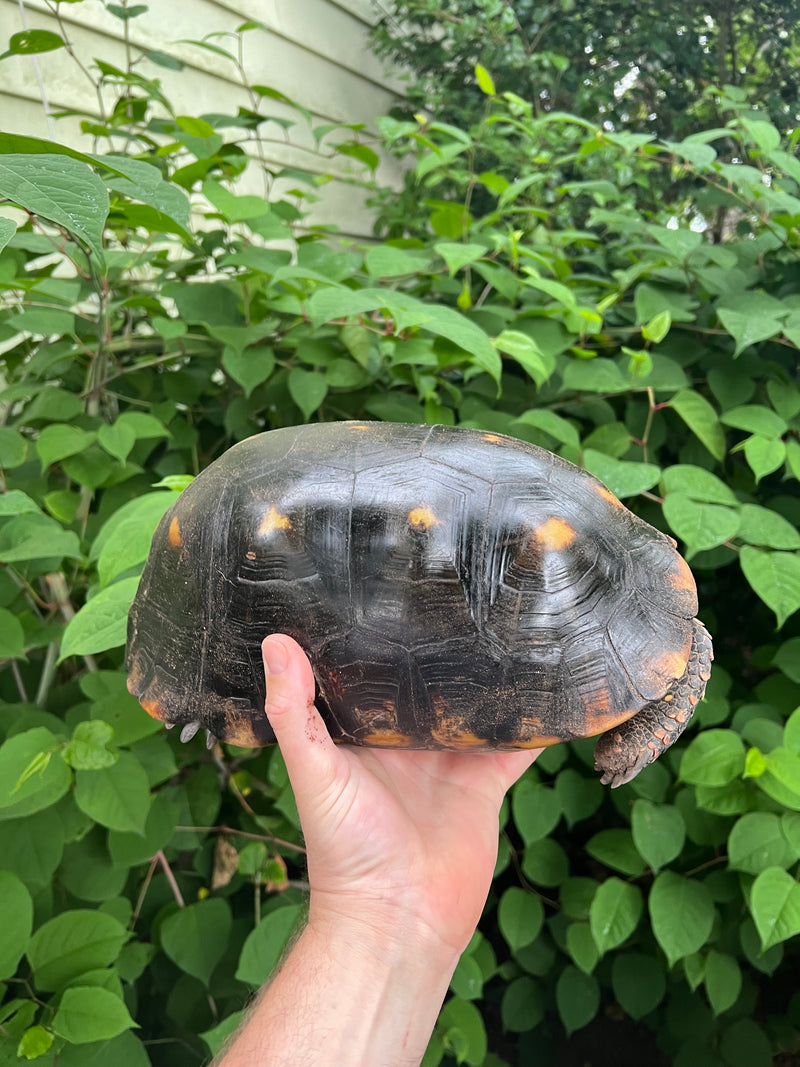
[174,825,306,855]
[157,849,185,907]
[130,854,159,928]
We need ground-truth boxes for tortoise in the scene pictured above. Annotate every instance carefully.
[126,421,712,787]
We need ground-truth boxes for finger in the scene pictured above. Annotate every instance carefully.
[261,635,343,796]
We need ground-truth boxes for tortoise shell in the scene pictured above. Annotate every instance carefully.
[126,422,711,784]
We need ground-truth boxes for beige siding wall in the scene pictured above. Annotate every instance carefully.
[0,0,402,235]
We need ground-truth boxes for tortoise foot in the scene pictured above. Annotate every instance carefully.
[594,619,713,787]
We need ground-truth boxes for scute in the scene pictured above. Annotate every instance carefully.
[126,422,705,754]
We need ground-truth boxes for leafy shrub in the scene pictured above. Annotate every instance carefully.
[0,12,799,1067]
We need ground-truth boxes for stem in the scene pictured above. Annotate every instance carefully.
[11,661,28,703]
[174,825,307,855]
[157,849,185,907]
[130,854,159,928]
[34,642,59,706]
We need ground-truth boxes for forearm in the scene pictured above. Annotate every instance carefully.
[215,913,461,1067]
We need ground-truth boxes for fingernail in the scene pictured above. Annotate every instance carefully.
[263,637,287,675]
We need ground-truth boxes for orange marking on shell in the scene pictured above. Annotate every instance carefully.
[168,517,183,548]
[140,697,165,722]
[666,554,698,595]
[348,423,372,431]
[430,724,490,749]
[593,484,625,509]
[363,729,415,748]
[482,433,502,443]
[220,718,263,747]
[532,516,577,551]
[655,649,690,682]
[258,506,292,535]
[584,689,611,717]
[408,506,440,530]
[245,550,256,560]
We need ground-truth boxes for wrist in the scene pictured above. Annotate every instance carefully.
[307,897,462,973]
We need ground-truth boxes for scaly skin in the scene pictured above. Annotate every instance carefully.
[593,620,713,788]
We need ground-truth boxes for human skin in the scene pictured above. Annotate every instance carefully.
[214,634,540,1067]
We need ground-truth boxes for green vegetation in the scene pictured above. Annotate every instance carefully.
[0,8,799,1066]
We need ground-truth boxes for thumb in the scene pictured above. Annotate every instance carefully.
[261,634,343,800]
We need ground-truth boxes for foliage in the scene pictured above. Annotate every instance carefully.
[370,0,800,138]
[0,8,800,1066]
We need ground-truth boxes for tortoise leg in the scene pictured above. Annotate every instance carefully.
[594,619,713,788]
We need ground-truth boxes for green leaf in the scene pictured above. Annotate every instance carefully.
[364,245,431,278]
[36,425,95,469]
[562,358,627,394]
[474,63,496,95]
[0,490,41,517]
[497,887,544,952]
[236,904,304,986]
[3,29,65,56]
[728,812,794,874]
[611,953,666,1020]
[739,547,800,628]
[52,986,136,1043]
[438,997,487,1067]
[0,515,82,563]
[631,800,685,872]
[16,1025,53,1059]
[743,435,786,482]
[737,505,800,550]
[720,404,787,438]
[663,492,740,553]
[582,451,660,498]
[660,465,738,505]
[501,976,544,1032]
[681,730,746,786]
[749,866,800,950]
[775,645,800,686]
[434,242,487,275]
[649,871,715,966]
[705,950,741,1015]
[555,965,599,1035]
[585,829,646,877]
[0,427,27,467]
[717,308,784,357]
[669,390,725,461]
[0,607,25,658]
[566,922,599,974]
[0,872,33,980]
[223,346,275,397]
[0,216,17,252]
[27,909,128,990]
[0,728,70,820]
[512,409,580,451]
[0,156,108,264]
[60,576,141,659]
[647,225,703,261]
[512,779,561,843]
[495,331,554,386]
[97,422,136,464]
[642,309,671,343]
[719,1018,772,1067]
[589,877,643,956]
[62,721,117,771]
[74,752,151,834]
[288,368,328,420]
[161,899,232,986]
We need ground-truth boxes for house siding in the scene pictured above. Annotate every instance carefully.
[0,0,402,235]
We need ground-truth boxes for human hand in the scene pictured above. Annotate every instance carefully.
[262,634,540,958]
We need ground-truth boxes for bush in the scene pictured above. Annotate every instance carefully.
[0,13,799,1067]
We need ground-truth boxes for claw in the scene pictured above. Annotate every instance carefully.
[205,730,217,750]
[164,722,175,730]
[180,721,201,743]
